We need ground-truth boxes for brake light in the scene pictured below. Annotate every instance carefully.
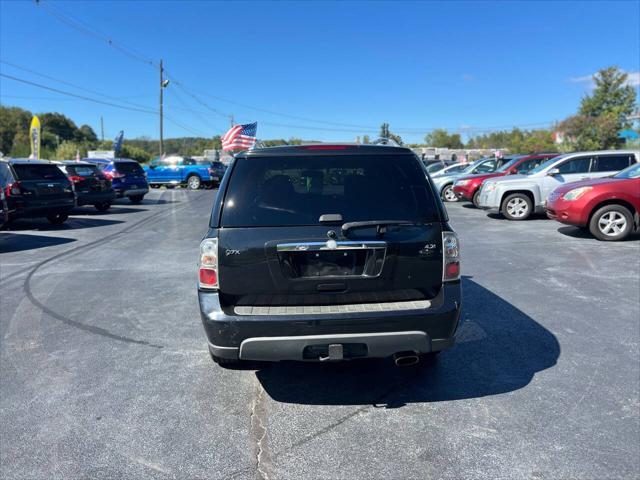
[198,238,219,289]
[103,171,124,180]
[297,145,349,150]
[208,168,214,175]
[442,231,461,282]
[67,176,86,183]
[5,181,21,196]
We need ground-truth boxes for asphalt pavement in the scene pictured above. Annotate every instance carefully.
[1,189,639,480]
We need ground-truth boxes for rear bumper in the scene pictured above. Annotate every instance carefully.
[199,283,461,361]
[76,191,116,206]
[7,198,75,218]
[114,187,149,198]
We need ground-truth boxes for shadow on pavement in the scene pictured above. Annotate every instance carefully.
[3,217,124,231]
[71,206,148,215]
[0,233,76,253]
[255,277,560,406]
[557,225,640,242]
[486,212,548,221]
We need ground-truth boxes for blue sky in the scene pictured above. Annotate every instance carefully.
[1,0,639,144]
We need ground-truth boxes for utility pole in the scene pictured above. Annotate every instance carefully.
[229,115,234,128]
[100,116,104,142]
[159,59,164,159]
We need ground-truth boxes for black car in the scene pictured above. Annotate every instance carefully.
[198,143,462,366]
[59,161,116,212]
[0,159,75,225]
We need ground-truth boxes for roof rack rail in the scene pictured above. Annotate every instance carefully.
[371,137,401,147]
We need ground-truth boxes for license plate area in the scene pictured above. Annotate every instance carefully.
[277,241,386,278]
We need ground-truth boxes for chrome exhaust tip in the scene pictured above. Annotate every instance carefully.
[393,352,420,367]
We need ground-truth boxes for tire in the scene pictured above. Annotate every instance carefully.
[186,175,201,190]
[501,193,533,220]
[150,184,160,189]
[94,202,111,212]
[472,189,482,208]
[46,212,68,225]
[129,195,144,204]
[165,184,175,189]
[589,204,633,241]
[441,184,458,202]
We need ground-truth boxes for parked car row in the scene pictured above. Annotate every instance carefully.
[0,156,151,226]
[437,150,640,241]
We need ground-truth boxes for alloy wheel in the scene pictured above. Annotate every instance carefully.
[597,211,627,237]
[443,186,457,202]
[506,197,529,218]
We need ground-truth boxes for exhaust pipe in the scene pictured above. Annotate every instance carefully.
[393,352,420,367]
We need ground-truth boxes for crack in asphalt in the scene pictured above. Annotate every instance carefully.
[21,190,207,350]
[249,379,273,480]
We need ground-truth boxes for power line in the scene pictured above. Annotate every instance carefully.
[0,72,208,137]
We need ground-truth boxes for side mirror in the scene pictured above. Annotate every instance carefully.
[547,168,560,176]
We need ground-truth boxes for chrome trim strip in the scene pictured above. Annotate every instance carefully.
[277,240,387,252]
[234,299,431,316]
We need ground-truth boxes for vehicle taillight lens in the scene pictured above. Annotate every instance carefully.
[199,238,219,289]
[442,231,461,282]
[68,176,86,183]
[208,168,214,175]
[5,182,21,196]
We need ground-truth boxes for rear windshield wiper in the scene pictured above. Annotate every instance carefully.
[341,220,419,237]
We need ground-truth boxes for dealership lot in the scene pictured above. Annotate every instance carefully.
[1,189,639,479]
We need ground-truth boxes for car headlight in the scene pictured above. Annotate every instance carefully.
[562,186,592,201]
[484,183,497,193]
[455,179,469,186]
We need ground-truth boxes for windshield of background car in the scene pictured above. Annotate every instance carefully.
[114,161,145,175]
[462,161,480,173]
[426,163,445,173]
[13,164,68,181]
[221,154,440,227]
[614,162,640,179]
[527,155,565,175]
[496,157,522,172]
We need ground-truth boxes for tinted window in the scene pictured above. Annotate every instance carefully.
[447,164,467,173]
[557,156,591,174]
[614,163,640,179]
[114,161,144,175]
[0,163,11,185]
[66,165,101,177]
[473,160,497,173]
[12,164,68,181]
[221,155,440,227]
[593,155,633,172]
[515,157,546,174]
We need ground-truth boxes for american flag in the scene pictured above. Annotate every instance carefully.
[221,122,257,151]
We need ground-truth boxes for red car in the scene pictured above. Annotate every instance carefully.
[453,153,558,207]
[546,162,640,241]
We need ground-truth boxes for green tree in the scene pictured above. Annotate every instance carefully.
[362,135,370,144]
[579,67,636,122]
[558,66,637,150]
[55,141,85,160]
[425,129,464,149]
[38,112,78,142]
[78,124,98,142]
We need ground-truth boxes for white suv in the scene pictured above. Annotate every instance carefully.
[477,150,639,220]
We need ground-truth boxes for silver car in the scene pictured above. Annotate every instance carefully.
[478,150,639,220]
[432,157,512,202]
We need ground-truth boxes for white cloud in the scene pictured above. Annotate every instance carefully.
[569,70,640,88]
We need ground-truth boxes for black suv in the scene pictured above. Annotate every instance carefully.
[59,161,116,212]
[198,144,461,366]
[0,159,75,225]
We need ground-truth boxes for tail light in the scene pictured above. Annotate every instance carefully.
[5,182,21,196]
[67,176,86,183]
[442,231,461,282]
[104,171,124,180]
[198,238,219,289]
[208,168,214,175]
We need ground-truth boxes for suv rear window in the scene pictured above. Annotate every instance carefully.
[12,164,68,181]
[114,161,144,175]
[66,165,101,177]
[221,154,440,227]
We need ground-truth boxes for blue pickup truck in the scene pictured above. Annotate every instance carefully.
[144,156,225,190]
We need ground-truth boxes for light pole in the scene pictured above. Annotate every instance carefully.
[159,59,169,158]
